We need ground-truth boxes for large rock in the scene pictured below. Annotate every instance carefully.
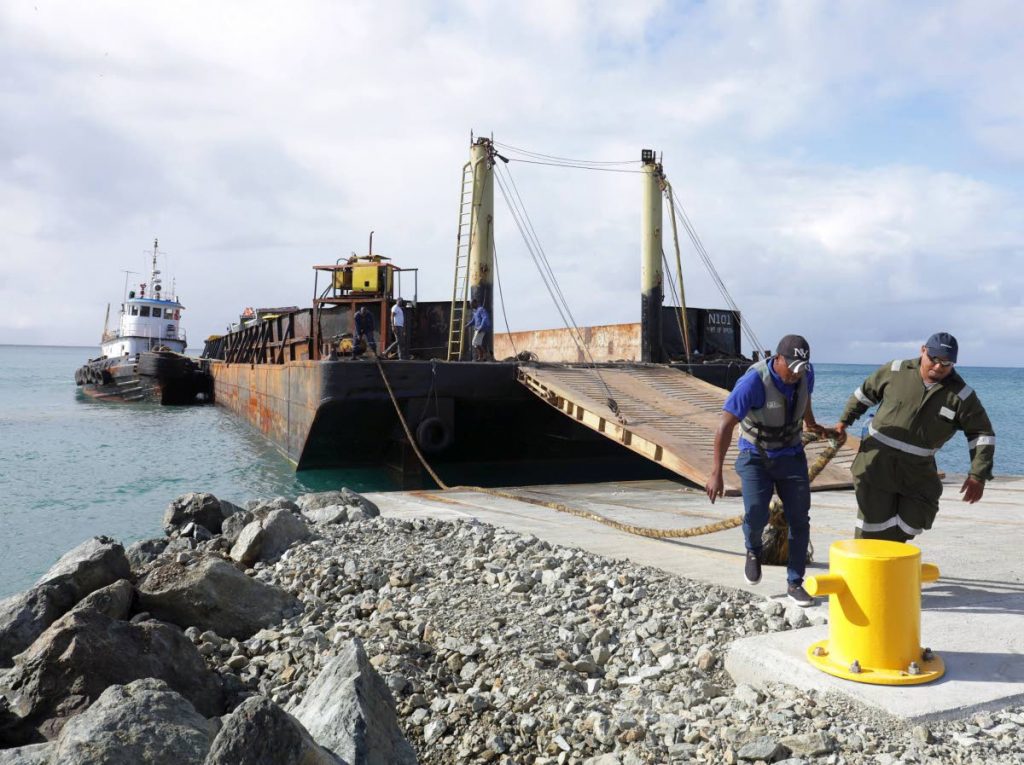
[49,678,216,765]
[228,523,265,566]
[229,510,312,566]
[260,510,312,560]
[0,607,223,741]
[125,538,169,572]
[297,489,379,518]
[0,743,52,764]
[137,554,299,640]
[69,580,134,620]
[0,537,130,666]
[290,639,416,765]
[164,493,234,536]
[301,505,350,525]
[205,695,343,765]
[221,511,255,546]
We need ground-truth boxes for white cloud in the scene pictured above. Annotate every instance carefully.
[1,0,1022,365]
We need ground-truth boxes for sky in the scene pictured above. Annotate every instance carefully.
[2,1,1022,366]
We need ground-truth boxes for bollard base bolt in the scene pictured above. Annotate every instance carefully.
[806,640,945,686]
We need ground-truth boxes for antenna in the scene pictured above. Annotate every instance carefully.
[121,269,139,304]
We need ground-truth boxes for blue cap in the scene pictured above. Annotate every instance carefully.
[925,332,958,362]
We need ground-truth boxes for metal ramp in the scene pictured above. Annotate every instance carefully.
[517,364,856,495]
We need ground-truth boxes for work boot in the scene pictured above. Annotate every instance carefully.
[787,584,815,607]
[744,550,762,585]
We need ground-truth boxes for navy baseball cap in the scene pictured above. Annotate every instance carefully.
[776,334,811,374]
[925,332,958,362]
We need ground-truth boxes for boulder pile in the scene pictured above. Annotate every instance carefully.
[0,489,1021,763]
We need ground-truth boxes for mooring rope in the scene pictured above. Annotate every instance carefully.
[376,356,847,542]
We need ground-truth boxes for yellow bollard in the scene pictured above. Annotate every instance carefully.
[804,539,944,685]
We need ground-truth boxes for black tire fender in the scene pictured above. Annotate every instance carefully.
[415,416,453,455]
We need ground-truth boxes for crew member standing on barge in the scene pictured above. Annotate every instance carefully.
[706,335,825,607]
[834,332,995,542]
[387,299,407,360]
[354,305,377,356]
[466,300,491,361]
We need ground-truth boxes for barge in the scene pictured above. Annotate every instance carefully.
[201,138,765,488]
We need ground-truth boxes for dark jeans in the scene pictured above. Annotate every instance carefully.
[735,449,811,586]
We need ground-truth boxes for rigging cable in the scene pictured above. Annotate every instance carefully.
[669,187,765,355]
[500,157,645,174]
[661,248,688,358]
[493,141,639,166]
[492,167,583,354]
[497,164,580,339]
[492,161,622,418]
[491,227,518,359]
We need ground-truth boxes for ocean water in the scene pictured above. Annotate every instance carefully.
[0,346,1019,598]
[0,345,397,598]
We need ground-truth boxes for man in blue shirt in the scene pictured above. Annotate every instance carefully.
[465,300,491,361]
[705,335,825,606]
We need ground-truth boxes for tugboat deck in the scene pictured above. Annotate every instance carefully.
[517,363,857,494]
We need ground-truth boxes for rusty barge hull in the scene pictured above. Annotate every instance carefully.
[207,358,682,484]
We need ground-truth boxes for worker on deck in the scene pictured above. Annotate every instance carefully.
[354,305,377,356]
[706,335,825,607]
[834,332,995,542]
[386,299,407,360]
[465,299,491,361]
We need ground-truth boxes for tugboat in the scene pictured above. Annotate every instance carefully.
[74,239,208,404]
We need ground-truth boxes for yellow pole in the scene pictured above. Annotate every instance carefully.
[640,150,663,363]
[468,137,494,359]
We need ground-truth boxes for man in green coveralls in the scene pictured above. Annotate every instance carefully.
[834,332,995,542]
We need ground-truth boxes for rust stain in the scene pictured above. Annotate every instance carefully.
[494,323,640,362]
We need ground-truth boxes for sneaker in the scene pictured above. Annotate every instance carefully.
[788,584,815,607]
[744,551,762,585]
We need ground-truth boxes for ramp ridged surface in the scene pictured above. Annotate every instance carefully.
[517,364,856,495]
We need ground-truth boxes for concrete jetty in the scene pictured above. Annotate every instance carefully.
[368,476,1024,722]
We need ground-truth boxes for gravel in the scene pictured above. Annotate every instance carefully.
[188,510,1024,764]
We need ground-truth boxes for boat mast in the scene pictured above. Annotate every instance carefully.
[468,137,494,360]
[640,149,664,363]
[149,238,163,300]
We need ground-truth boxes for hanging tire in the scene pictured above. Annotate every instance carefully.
[415,417,453,454]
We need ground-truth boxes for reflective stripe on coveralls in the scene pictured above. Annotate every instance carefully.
[854,387,875,406]
[855,515,924,537]
[866,423,940,457]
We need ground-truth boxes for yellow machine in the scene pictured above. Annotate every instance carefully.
[330,255,393,294]
[351,263,389,293]
[804,539,944,685]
